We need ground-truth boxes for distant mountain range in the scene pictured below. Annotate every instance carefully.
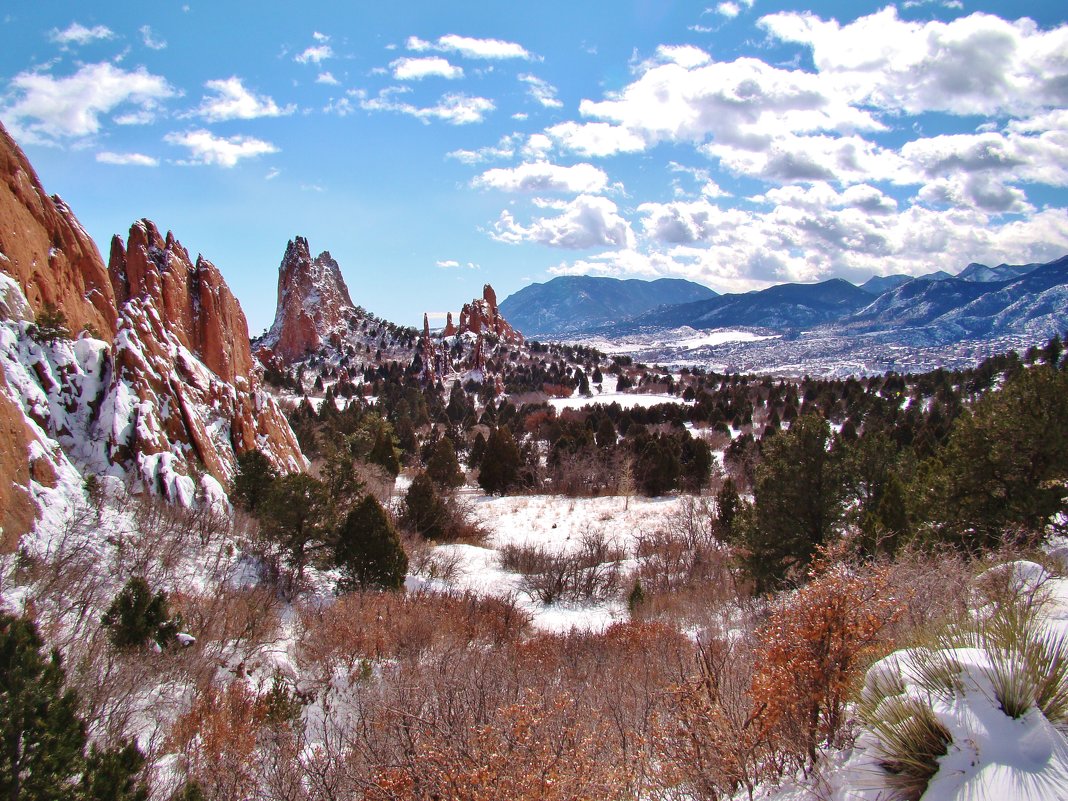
[497,275,717,338]
[500,257,1068,346]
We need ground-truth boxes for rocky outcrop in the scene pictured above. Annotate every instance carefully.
[457,284,523,345]
[0,145,308,534]
[257,237,357,363]
[0,122,116,338]
[104,221,305,492]
[108,221,253,384]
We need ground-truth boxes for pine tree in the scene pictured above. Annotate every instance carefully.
[477,427,521,495]
[426,436,464,488]
[29,304,71,346]
[258,474,330,583]
[404,472,451,541]
[919,364,1068,551]
[101,578,181,650]
[334,496,408,590]
[368,427,401,477]
[714,477,740,543]
[231,449,277,513]
[0,614,149,800]
[741,414,842,592]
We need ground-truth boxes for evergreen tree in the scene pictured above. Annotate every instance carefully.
[918,364,1068,551]
[469,431,487,469]
[714,477,740,542]
[29,304,71,346]
[595,417,616,449]
[259,474,330,583]
[477,427,521,495]
[426,436,464,488]
[0,614,148,800]
[741,414,842,592]
[80,742,148,801]
[633,435,681,496]
[101,578,181,650]
[231,450,277,513]
[334,496,408,590]
[368,427,401,477]
[404,472,451,541]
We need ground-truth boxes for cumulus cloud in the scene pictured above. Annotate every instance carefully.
[760,7,1068,117]
[447,134,520,164]
[361,89,495,124]
[391,57,463,80]
[296,34,333,64]
[491,194,635,249]
[165,129,278,167]
[546,121,646,157]
[519,74,562,108]
[550,184,1068,292]
[3,62,175,143]
[407,33,530,60]
[49,22,114,46]
[192,77,294,122]
[96,151,159,167]
[436,259,479,269]
[473,162,608,194]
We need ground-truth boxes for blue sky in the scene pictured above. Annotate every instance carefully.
[2,1,1067,331]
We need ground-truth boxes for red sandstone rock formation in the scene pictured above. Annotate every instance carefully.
[0,122,116,339]
[258,237,357,363]
[105,221,305,489]
[456,284,523,345]
[0,119,307,529]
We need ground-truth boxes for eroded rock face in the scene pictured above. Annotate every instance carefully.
[0,122,116,338]
[0,368,34,549]
[457,284,523,345]
[258,237,357,363]
[109,221,253,384]
[105,221,305,492]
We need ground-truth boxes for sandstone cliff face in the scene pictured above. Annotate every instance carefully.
[103,220,305,492]
[0,120,307,533]
[258,237,357,363]
[0,123,116,338]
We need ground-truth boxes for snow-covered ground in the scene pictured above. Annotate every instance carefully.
[416,492,685,632]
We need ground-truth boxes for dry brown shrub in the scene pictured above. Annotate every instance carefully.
[297,589,529,681]
[750,558,903,771]
[366,689,635,801]
[655,634,773,801]
[169,681,263,800]
[170,585,282,652]
[498,527,625,603]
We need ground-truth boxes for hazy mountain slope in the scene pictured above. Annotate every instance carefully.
[498,276,717,338]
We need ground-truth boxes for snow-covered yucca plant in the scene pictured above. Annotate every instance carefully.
[975,599,1068,726]
[859,690,952,801]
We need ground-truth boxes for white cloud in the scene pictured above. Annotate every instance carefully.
[361,89,495,125]
[316,72,339,85]
[519,74,562,108]
[391,56,463,80]
[436,259,479,269]
[446,134,519,164]
[165,129,278,167]
[654,45,711,68]
[49,22,114,46]
[473,162,609,194]
[3,62,175,143]
[295,35,333,64]
[140,25,166,50]
[193,77,294,122]
[406,33,530,60]
[546,121,646,157]
[491,194,635,249]
[96,151,158,167]
[716,2,741,19]
[549,184,1068,292]
[760,7,1068,117]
